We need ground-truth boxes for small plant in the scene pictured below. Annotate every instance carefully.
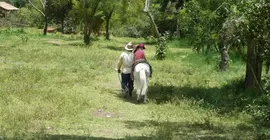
[155,36,167,60]
[20,36,29,43]
[145,36,157,44]
[246,93,270,126]
[4,28,25,34]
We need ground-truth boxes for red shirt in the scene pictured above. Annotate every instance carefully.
[134,49,145,60]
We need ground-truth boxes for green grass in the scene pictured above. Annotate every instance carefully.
[0,28,266,140]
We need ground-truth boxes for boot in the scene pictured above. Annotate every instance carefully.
[122,86,129,99]
[128,89,133,98]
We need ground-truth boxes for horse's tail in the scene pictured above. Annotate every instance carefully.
[139,69,147,96]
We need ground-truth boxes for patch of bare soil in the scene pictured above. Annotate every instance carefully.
[95,129,114,135]
[48,40,65,46]
[92,109,123,119]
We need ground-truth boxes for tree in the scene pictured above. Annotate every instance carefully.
[6,0,27,7]
[151,0,186,37]
[28,0,49,35]
[182,0,270,90]
[73,0,102,45]
[143,0,188,60]
[159,0,185,13]
[143,0,168,60]
[47,0,73,34]
[181,0,231,70]
[218,0,270,90]
[240,1,270,90]
[101,0,119,40]
[121,0,128,24]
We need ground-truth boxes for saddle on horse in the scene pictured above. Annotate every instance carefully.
[132,59,152,77]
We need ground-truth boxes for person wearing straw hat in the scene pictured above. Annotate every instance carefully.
[116,42,134,98]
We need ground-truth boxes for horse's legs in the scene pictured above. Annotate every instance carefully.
[134,73,141,102]
[136,82,142,102]
[140,69,150,103]
[142,79,148,103]
[142,88,148,103]
[134,64,150,104]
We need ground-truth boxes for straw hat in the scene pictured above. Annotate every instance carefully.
[125,42,133,51]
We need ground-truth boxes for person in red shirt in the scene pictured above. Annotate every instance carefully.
[134,43,146,62]
[131,43,152,80]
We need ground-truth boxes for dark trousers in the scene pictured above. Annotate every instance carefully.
[121,73,134,95]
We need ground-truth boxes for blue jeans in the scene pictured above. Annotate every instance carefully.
[121,73,134,96]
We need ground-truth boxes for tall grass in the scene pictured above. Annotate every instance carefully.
[0,28,268,140]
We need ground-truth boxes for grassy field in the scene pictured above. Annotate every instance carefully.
[0,28,266,140]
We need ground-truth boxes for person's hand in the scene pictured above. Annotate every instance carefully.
[117,69,121,73]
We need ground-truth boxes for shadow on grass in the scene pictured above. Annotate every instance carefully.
[68,42,85,47]
[30,120,258,140]
[122,120,252,140]
[146,79,270,138]
[106,88,139,104]
[105,45,124,51]
[30,120,252,140]
[33,134,150,140]
[147,79,256,114]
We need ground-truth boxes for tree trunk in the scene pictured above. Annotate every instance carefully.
[145,12,160,38]
[143,0,160,38]
[144,0,168,60]
[42,0,48,35]
[61,18,64,34]
[266,58,270,74]
[43,13,48,35]
[121,0,127,24]
[244,40,263,89]
[83,13,90,45]
[84,23,90,45]
[84,33,90,45]
[105,7,114,40]
[174,13,180,38]
[83,1,101,45]
[105,17,110,40]
[219,45,229,71]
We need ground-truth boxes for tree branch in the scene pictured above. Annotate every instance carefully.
[40,0,45,10]
[143,0,150,12]
[28,0,45,16]
[143,0,160,38]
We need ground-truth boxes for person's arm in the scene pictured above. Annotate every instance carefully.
[133,52,136,63]
[117,54,123,73]
[143,50,147,61]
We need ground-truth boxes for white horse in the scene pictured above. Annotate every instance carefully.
[133,63,151,103]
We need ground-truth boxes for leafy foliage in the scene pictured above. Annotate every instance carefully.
[155,36,168,60]
[180,0,230,53]
[181,0,270,128]
[47,0,73,33]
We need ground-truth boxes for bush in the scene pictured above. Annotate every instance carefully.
[155,36,168,60]
[246,93,270,126]
[112,24,152,38]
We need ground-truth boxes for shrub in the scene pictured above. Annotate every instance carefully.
[155,36,168,60]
